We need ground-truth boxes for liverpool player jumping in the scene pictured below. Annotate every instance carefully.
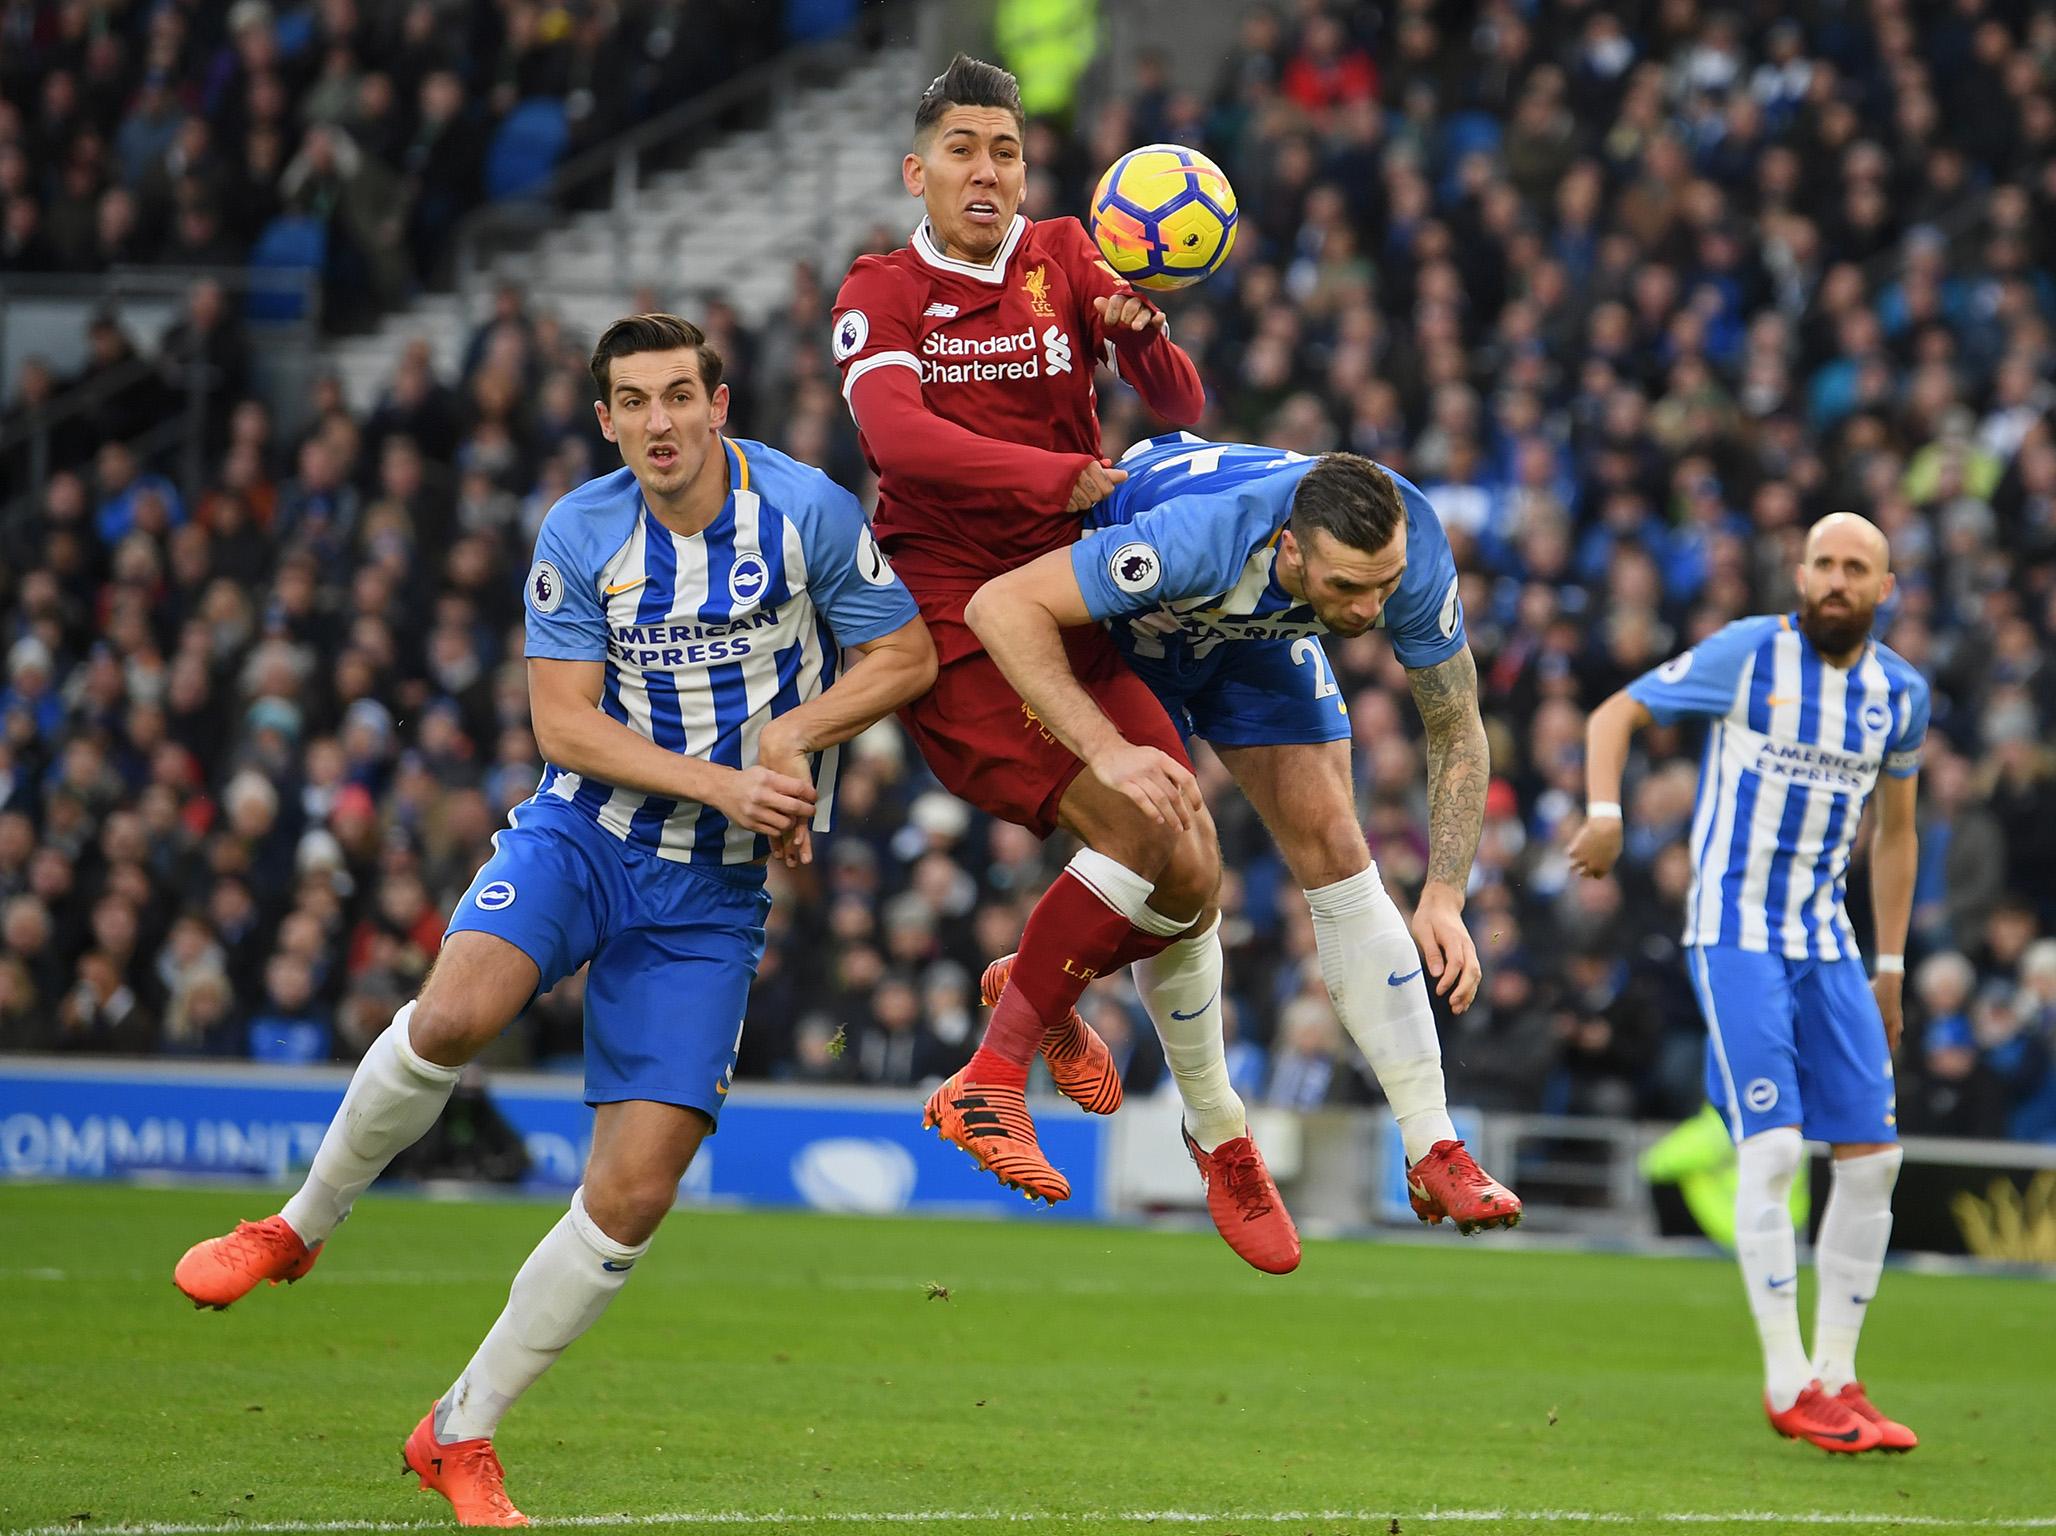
[831,56,1299,1272]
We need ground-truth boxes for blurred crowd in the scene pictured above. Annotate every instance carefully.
[0,0,845,321]
[3,0,2055,1144]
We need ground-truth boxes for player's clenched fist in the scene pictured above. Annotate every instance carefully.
[1090,742,1201,830]
[1093,293,1166,335]
[1064,459,1128,513]
[753,721,818,866]
[1566,814,1623,879]
[721,764,817,839]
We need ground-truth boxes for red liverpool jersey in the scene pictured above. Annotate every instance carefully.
[832,214,1204,598]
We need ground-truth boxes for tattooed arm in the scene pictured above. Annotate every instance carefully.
[1403,647,1490,1011]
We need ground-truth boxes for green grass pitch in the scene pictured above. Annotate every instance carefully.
[1,1183,2052,1535]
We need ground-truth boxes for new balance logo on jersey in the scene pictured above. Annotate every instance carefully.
[922,302,960,318]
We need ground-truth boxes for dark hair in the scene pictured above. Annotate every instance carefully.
[589,313,725,399]
[1288,453,1406,554]
[914,54,1025,143]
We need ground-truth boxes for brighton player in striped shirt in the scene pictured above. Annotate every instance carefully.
[1569,513,1928,1455]
[174,315,936,1524]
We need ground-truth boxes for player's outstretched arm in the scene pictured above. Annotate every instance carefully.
[528,657,816,838]
[965,552,1199,829]
[757,616,936,768]
[1568,689,1654,879]
[1405,648,1490,1011]
[1868,771,1919,1052]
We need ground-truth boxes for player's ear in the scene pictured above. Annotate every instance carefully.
[708,382,730,433]
[593,399,617,444]
[903,150,925,197]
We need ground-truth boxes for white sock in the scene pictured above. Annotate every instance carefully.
[1734,1126,1813,1410]
[281,1003,461,1245]
[1812,1146,1901,1393]
[437,1187,649,1443]
[1133,914,1246,1151]
[1070,846,1191,940]
[1304,867,1457,1163]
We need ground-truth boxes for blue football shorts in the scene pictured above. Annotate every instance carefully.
[444,795,771,1125]
[1686,943,1897,1145]
[1121,634,1351,749]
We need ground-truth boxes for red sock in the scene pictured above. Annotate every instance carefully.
[971,870,1136,1075]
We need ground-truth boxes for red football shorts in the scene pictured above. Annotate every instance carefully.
[898,592,1190,840]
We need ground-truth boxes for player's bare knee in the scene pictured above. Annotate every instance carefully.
[1084,813,1179,882]
[1151,824,1221,920]
[583,1168,687,1247]
[1284,821,1371,892]
[406,988,503,1067]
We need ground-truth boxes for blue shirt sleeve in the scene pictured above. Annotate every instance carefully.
[523,507,609,662]
[798,482,921,646]
[1383,481,1467,669]
[1070,470,1296,620]
[1626,618,1767,724]
[1883,669,1930,778]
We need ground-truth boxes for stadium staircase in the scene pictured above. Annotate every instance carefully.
[327,41,930,413]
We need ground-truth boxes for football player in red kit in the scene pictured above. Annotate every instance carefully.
[831,55,1299,1273]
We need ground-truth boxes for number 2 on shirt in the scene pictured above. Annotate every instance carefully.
[1291,636,1343,710]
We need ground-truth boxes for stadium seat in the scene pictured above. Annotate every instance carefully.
[244,216,328,322]
[486,99,571,202]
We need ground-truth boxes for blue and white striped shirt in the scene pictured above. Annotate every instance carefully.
[1627,614,1930,960]
[521,438,917,866]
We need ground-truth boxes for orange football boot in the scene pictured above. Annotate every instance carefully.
[1182,1125,1302,1274]
[1832,1382,1918,1451]
[1765,1381,1884,1453]
[403,1405,529,1526]
[173,1215,321,1310]
[1406,1140,1523,1235]
[923,1069,1071,1203]
[980,953,1122,1114]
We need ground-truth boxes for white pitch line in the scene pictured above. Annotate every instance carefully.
[7,1509,2056,1535]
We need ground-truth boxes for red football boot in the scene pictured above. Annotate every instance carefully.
[403,1405,529,1526]
[1833,1382,1918,1451]
[1406,1140,1523,1235]
[173,1215,321,1310]
[980,953,1121,1115]
[1181,1124,1301,1274]
[1766,1381,1884,1453]
[923,1069,1071,1204]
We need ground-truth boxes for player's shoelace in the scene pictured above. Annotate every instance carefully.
[220,1219,300,1269]
[451,1444,521,1519]
[1217,1146,1276,1223]
[1802,1391,1867,1434]
[1440,1146,1502,1200]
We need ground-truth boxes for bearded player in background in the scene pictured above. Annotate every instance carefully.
[1570,514,1928,1453]
[830,55,1300,1272]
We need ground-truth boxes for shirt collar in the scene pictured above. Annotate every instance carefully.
[911,214,1026,284]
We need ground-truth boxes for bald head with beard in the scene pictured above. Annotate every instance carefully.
[1796,512,1894,661]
